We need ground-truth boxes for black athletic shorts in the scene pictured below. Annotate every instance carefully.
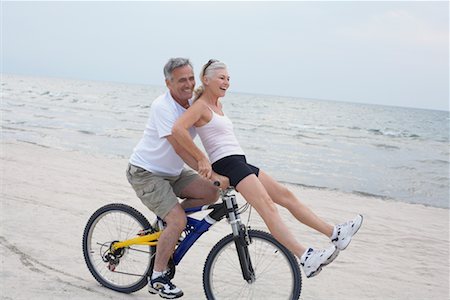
[212,155,260,188]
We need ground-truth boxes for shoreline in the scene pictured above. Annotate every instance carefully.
[9,138,449,210]
[1,140,449,299]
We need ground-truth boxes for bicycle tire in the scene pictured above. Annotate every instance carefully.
[82,203,154,293]
[203,230,302,300]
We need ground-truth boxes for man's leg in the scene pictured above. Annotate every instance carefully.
[175,171,219,209]
[149,203,185,298]
[153,203,186,272]
[126,165,185,297]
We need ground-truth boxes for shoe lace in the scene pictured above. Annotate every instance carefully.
[337,220,351,230]
[159,275,177,289]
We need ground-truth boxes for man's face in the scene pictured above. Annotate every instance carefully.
[166,65,195,102]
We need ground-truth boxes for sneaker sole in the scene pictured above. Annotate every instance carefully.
[148,289,183,299]
[323,247,340,266]
[158,293,184,299]
[306,266,323,278]
[337,214,364,251]
[304,246,338,278]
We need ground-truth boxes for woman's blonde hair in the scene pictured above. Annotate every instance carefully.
[193,59,227,101]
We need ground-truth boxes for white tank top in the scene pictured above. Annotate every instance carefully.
[196,108,245,163]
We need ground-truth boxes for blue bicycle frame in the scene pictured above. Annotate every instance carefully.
[173,207,216,264]
[166,188,241,265]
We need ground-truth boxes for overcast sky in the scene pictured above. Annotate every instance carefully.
[3,1,449,111]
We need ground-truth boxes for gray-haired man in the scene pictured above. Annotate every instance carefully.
[126,58,222,298]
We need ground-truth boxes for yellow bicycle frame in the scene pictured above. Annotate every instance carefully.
[111,231,161,250]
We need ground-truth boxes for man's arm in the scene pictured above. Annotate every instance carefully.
[166,135,199,170]
[167,135,229,188]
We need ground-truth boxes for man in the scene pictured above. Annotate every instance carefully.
[126,58,223,299]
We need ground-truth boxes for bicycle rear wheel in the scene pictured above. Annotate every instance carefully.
[82,203,154,293]
[203,230,302,299]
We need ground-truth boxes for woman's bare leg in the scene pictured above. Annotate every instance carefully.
[236,174,306,257]
[258,170,334,238]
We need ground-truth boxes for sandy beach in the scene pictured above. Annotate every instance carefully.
[1,140,448,299]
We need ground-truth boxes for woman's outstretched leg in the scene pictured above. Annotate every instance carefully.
[258,170,363,251]
[236,174,307,257]
[236,174,338,278]
[258,170,334,237]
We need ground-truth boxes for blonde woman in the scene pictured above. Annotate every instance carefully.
[172,59,363,278]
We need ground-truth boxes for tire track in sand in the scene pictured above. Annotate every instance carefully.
[0,236,113,298]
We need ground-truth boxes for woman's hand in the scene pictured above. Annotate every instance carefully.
[197,157,212,179]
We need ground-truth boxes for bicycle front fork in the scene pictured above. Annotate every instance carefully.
[224,193,255,283]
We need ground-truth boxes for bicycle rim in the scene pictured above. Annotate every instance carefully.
[85,207,152,291]
[204,230,301,299]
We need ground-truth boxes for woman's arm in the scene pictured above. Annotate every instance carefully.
[172,102,212,178]
[168,134,229,188]
[166,135,199,170]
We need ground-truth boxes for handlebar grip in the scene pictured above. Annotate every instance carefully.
[213,181,221,187]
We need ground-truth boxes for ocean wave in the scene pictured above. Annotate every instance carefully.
[280,180,334,191]
[418,159,450,165]
[123,127,143,133]
[287,123,334,131]
[101,133,129,139]
[78,130,96,135]
[7,120,26,125]
[391,165,417,171]
[6,102,25,107]
[33,114,54,119]
[352,190,392,200]
[281,180,394,201]
[293,133,320,140]
[368,128,420,139]
[1,126,28,132]
[373,143,400,150]
[17,140,51,149]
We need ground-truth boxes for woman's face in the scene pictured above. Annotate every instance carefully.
[205,68,230,98]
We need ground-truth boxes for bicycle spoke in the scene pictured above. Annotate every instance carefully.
[204,230,301,299]
[83,204,152,292]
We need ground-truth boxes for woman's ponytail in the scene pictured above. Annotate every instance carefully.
[193,85,204,102]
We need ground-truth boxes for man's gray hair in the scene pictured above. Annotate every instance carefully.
[163,58,193,81]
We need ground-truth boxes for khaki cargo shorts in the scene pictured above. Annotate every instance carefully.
[126,163,198,219]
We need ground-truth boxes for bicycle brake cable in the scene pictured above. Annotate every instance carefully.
[246,205,252,228]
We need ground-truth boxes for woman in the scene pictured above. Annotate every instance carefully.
[172,59,363,278]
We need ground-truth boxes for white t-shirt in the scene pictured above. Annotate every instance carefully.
[130,91,196,176]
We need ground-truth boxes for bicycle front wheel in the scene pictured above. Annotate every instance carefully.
[203,230,302,299]
[82,203,154,293]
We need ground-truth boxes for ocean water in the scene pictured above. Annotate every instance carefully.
[2,74,449,208]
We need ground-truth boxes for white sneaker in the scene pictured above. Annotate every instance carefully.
[149,274,183,299]
[332,215,363,250]
[300,245,338,278]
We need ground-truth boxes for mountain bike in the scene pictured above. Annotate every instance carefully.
[82,186,302,299]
